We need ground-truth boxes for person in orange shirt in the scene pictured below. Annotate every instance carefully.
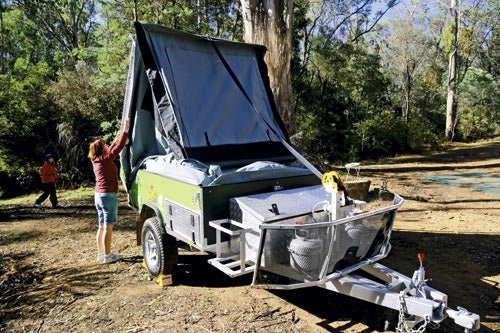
[34,154,59,208]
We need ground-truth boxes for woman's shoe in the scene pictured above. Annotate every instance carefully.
[102,253,122,264]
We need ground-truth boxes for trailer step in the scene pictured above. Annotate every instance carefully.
[208,255,255,277]
[208,219,256,277]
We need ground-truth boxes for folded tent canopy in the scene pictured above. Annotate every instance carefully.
[120,22,295,188]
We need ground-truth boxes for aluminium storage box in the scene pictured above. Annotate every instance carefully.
[229,185,330,266]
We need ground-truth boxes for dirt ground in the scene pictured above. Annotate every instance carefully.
[1,139,499,333]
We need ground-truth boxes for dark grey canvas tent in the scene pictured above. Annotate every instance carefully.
[121,22,298,187]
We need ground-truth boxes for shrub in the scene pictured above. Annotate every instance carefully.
[0,166,39,198]
[457,68,500,141]
[352,111,408,159]
[407,115,439,151]
[48,64,123,182]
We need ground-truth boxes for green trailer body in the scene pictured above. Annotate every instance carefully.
[129,169,320,248]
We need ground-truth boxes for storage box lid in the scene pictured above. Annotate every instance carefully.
[231,185,330,222]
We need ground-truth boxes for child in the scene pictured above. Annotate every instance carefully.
[34,154,59,208]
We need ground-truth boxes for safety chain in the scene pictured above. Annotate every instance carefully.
[396,291,430,333]
[428,322,440,330]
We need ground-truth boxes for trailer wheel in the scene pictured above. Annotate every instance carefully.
[141,217,178,277]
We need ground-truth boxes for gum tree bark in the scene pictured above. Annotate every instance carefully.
[240,0,295,134]
[445,0,458,140]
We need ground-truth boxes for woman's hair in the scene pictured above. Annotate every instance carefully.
[88,139,105,161]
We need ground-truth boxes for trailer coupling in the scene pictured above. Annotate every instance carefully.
[445,307,480,332]
[324,257,480,332]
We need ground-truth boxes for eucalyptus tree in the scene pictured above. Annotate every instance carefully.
[14,0,99,65]
[290,1,400,162]
[444,0,459,140]
[438,0,497,140]
[0,2,62,74]
[379,2,430,124]
[0,3,60,165]
[240,0,295,133]
[240,0,398,135]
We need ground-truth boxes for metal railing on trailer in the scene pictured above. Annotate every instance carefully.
[207,195,480,332]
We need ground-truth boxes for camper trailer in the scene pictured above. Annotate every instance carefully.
[119,22,480,332]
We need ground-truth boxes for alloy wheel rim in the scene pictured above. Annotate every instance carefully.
[144,229,159,269]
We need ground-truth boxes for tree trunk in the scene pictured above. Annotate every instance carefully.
[402,63,412,124]
[132,0,139,21]
[402,89,410,123]
[240,0,296,135]
[445,0,458,140]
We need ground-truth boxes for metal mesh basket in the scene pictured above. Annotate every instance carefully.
[252,195,403,289]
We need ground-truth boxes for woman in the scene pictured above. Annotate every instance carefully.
[88,119,129,264]
[34,154,59,208]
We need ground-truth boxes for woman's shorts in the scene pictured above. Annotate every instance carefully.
[94,192,118,225]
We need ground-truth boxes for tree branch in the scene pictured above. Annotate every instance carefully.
[458,26,493,84]
[301,0,326,70]
[352,1,400,42]
[324,0,371,45]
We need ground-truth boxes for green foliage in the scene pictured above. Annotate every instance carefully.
[295,39,393,164]
[100,119,121,142]
[0,0,498,198]
[296,91,353,167]
[314,42,390,117]
[0,61,57,165]
[409,63,446,148]
[0,7,58,74]
[457,68,500,140]
[48,63,123,175]
[441,23,457,58]
[407,115,440,151]
[442,23,477,60]
[352,111,408,159]
[94,1,136,86]
[15,0,99,65]
[97,0,241,42]
[0,165,39,198]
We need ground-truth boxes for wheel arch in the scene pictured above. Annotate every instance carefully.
[136,202,165,245]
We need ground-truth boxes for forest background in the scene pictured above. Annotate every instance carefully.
[0,0,498,197]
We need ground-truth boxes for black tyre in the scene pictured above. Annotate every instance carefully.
[141,217,178,277]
